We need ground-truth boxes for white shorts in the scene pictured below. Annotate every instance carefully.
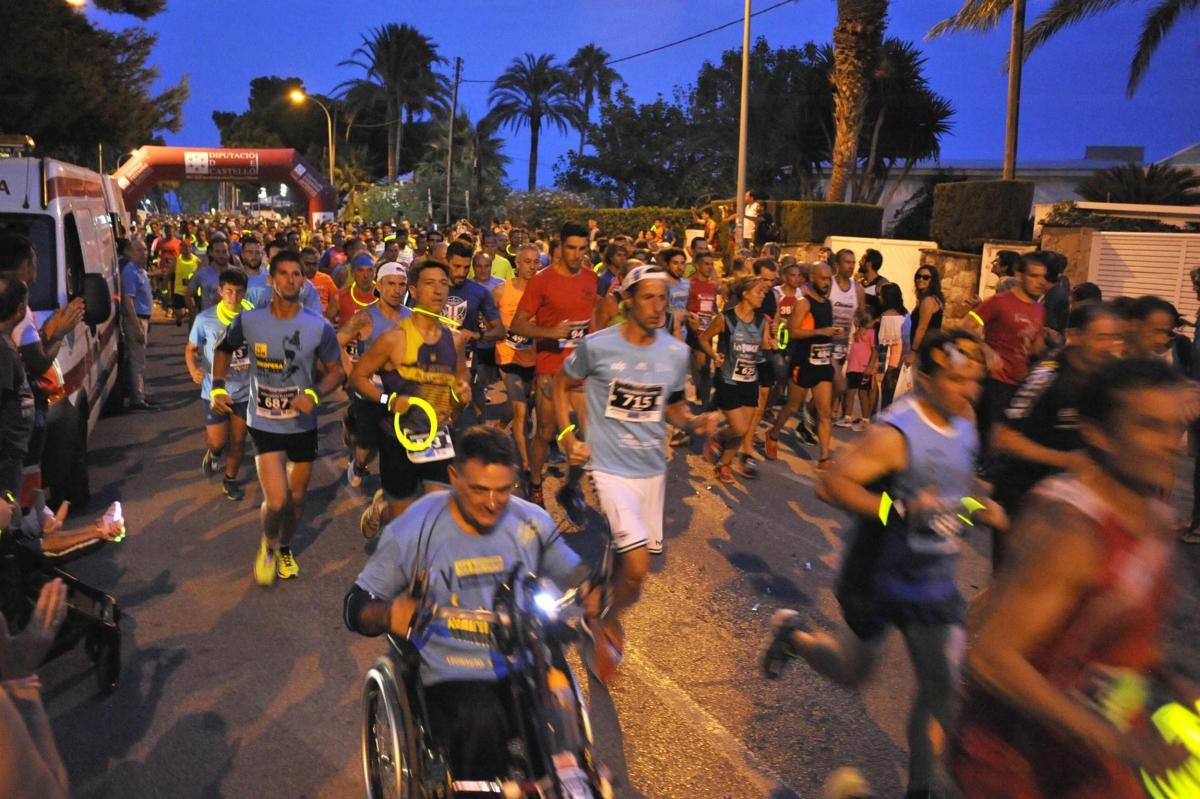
[592,471,666,555]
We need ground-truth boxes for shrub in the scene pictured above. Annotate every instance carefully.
[543,206,693,239]
[496,190,593,231]
[931,180,1034,252]
[711,199,882,243]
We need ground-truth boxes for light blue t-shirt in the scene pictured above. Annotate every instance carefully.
[668,277,690,315]
[354,492,581,686]
[120,261,153,316]
[187,265,221,311]
[189,305,250,402]
[562,325,689,478]
[247,279,323,314]
[217,306,340,433]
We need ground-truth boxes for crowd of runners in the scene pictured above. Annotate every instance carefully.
[4,205,1200,798]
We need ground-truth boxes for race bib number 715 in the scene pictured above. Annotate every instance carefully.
[605,380,664,423]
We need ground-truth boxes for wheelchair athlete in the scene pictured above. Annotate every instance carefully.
[344,425,587,781]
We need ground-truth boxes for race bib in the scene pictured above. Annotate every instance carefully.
[809,343,832,367]
[557,320,590,348]
[605,380,664,423]
[697,314,713,331]
[505,329,532,350]
[906,509,965,556]
[230,344,249,370]
[404,426,455,464]
[256,384,299,420]
[832,343,848,362]
[732,357,758,383]
[698,299,715,314]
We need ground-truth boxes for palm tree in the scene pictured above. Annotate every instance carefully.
[566,43,623,155]
[336,23,448,182]
[334,145,374,217]
[489,53,583,191]
[826,0,890,203]
[929,0,1199,96]
[1077,162,1200,204]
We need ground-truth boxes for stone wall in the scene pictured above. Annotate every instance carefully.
[1039,225,1097,286]
[919,248,982,326]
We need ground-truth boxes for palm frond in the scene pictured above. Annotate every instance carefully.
[927,0,1012,38]
[1023,0,1127,56]
[1128,0,1199,95]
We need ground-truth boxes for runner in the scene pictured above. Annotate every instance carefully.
[684,250,720,409]
[507,221,598,511]
[493,244,540,484]
[301,246,338,314]
[698,275,773,484]
[338,262,411,489]
[830,249,865,426]
[659,247,690,341]
[764,329,1006,798]
[951,356,1194,798]
[765,263,843,468]
[328,254,379,326]
[555,264,720,684]
[186,269,252,501]
[186,235,228,315]
[211,250,344,586]
[235,234,267,289]
[351,259,471,538]
[442,241,503,423]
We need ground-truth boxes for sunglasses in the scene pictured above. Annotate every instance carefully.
[915,274,932,282]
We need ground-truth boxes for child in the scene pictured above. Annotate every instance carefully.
[843,307,877,431]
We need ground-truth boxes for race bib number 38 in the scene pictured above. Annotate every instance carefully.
[605,380,664,423]
[256,384,299,419]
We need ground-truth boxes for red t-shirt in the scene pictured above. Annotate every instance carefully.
[334,284,376,326]
[517,266,597,375]
[976,289,1045,385]
[687,279,719,329]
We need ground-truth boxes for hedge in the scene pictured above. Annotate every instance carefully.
[545,201,882,244]
[544,207,693,240]
[931,180,1035,252]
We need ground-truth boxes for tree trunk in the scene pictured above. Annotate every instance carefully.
[527,118,540,191]
[857,105,887,202]
[385,118,397,182]
[826,0,888,203]
[579,95,590,155]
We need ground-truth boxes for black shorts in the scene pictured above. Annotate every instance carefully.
[791,362,835,389]
[500,363,535,404]
[846,371,870,391]
[838,590,966,641]
[248,427,318,463]
[713,375,759,411]
[172,293,186,310]
[379,431,452,500]
[474,346,497,369]
[349,398,386,450]
[204,400,248,427]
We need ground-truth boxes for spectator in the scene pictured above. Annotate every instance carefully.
[118,238,154,411]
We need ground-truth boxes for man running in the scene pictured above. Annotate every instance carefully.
[186,235,228,315]
[494,244,540,483]
[765,263,843,469]
[952,357,1194,798]
[830,249,865,425]
[187,269,252,501]
[211,250,343,586]
[351,259,471,538]
[328,254,378,326]
[338,262,411,489]
[236,234,267,289]
[684,250,720,408]
[556,265,719,684]
[508,221,598,511]
[443,241,503,422]
[764,329,1006,798]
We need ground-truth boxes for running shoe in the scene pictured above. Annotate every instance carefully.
[346,460,367,489]
[851,418,868,433]
[715,463,736,484]
[582,616,624,686]
[738,454,759,479]
[222,478,244,502]
[833,416,852,428]
[253,538,277,587]
[276,547,299,579]
[705,436,723,464]
[761,609,806,679]
[201,449,218,478]
[528,484,545,508]
[763,432,779,461]
[360,489,386,540]
[556,482,587,527]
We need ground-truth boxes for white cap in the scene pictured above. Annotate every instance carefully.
[620,264,668,294]
[376,262,407,280]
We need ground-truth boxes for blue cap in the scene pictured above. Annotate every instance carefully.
[351,254,376,269]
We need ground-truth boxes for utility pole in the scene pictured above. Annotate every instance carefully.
[733,0,752,248]
[445,56,463,227]
[1002,0,1026,180]
[98,142,104,174]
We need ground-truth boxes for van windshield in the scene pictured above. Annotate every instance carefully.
[0,213,57,312]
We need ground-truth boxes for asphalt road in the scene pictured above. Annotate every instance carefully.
[40,317,1200,799]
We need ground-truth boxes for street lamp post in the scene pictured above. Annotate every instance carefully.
[289,88,336,187]
[733,0,752,249]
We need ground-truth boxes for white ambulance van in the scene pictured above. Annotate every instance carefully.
[0,139,124,506]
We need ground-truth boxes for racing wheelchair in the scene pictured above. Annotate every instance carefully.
[360,565,613,799]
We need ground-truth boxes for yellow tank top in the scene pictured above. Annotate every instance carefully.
[495,280,536,367]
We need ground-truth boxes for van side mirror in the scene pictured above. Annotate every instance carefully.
[82,274,112,327]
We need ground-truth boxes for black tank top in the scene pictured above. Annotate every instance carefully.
[910,300,943,347]
[792,296,834,370]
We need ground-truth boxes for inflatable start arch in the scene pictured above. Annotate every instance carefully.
[113,145,338,225]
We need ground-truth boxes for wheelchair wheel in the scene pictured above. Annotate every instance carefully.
[362,660,420,799]
[88,626,120,695]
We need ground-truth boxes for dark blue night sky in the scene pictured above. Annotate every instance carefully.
[92,0,1200,186]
